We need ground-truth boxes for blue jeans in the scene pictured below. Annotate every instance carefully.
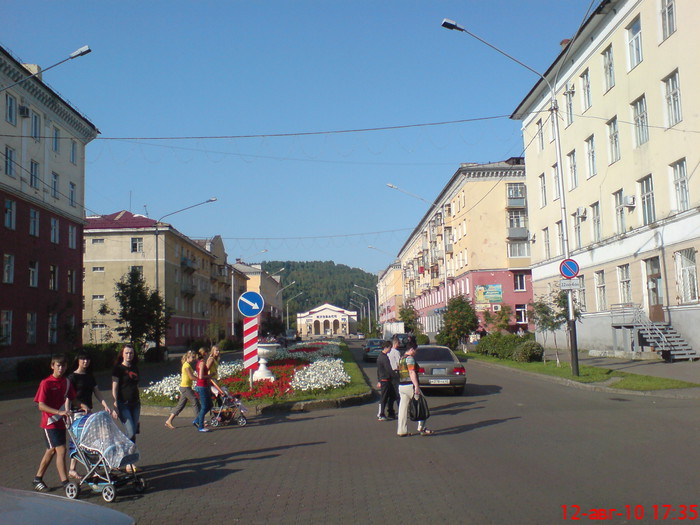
[195,386,212,430]
[117,401,141,442]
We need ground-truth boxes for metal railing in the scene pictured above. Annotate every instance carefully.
[610,303,672,352]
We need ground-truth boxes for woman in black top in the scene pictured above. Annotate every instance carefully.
[111,345,140,443]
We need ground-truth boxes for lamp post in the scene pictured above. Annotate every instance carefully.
[352,290,372,332]
[286,291,303,330]
[154,197,217,294]
[349,300,365,320]
[354,284,379,327]
[238,249,268,263]
[442,18,579,375]
[0,45,92,93]
[386,183,436,208]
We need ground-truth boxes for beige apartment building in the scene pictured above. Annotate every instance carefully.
[392,159,534,338]
[377,262,403,323]
[83,211,233,348]
[512,0,698,358]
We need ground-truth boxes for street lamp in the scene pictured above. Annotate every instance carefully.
[386,183,436,208]
[442,18,579,375]
[349,300,365,320]
[0,45,92,93]
[154,197,217,294]
[238,249,268,263]
[275,281,296,297]
[354,284,379,327]
[352,290,372,331]
[286,291,303,330]
[269,267,285,277]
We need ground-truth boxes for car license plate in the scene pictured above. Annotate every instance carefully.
[432,368,446,375]
[429,379,450,385]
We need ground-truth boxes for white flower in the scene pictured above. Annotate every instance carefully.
[290,358,351,392]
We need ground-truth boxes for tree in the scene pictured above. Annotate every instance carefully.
[435,296,479,351]
[398,304,421,334]
[114,268,170,348]
[482,304,514,333]
[528,290,577,365]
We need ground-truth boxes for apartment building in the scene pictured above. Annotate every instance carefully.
[512,0,699,358]
[377,262,403,324]
[0,45,98,368]
[394,158,534,338]
[83,211,232,348]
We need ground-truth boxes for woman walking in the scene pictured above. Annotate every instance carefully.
[112,345,141,443]
[165,350,200,429]
[397,341,433,437]
[194,348,214,432]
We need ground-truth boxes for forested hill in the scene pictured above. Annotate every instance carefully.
[260,261,378,312]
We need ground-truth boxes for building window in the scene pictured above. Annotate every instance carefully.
[585,135,596,179]
[26,312,37,344]
[5,94,16,125]
[555,221,564,256]
[91,238,104,244]
[131,265,143,276]
[92,294,105,300]
[603,45,615,91]
[30,160,40,188]
[0,310,11,345]
[607,117,620,163]
[580,69,591,110]
[2,254,14,283]
[595,270,607,311]
[515,304,527,324]
[618,264,632,303]
[507,183,525,199]
[92,266,105,273]
[591,202,603,242]
[664,70,682,127]
[672,158,689,212]
[68,225,77,249]
[31,111,41,141]
[574,276,587,312]
[508,209,527,228]
[131,237,143,253]
[29,208,39,236]
[70,140,77,164]
[640,175,656,225]
[614,190,625,235]
[676,248,698,303]
[69,182,76,207]
[48,313,58,344]
[50,217,60,244]
[67,269,76,294]
[514,273,526,292]
[52,126,60,152]
[4,146,15,176]
[573,214,582,249]
[543,227,551,259]
[552,164,560,201]
[539,173,547,207]
[49,265,59,291]
[4,199,16,230]
[565,82,574,126]
[661,0,676,41]
[28,261,38,287]
[627,17,643,69]
[537,119,544,151]
[632,95,649,146]
[51,172,59,199]
[508,241,530,258]
[567,150,578,190]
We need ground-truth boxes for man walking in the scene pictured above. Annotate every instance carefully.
[388,335,402,416]
[376,341,396,421]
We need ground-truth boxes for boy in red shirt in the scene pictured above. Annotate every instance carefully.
[32,355,88,492]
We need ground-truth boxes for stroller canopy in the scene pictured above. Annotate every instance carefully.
[77,411,140,469]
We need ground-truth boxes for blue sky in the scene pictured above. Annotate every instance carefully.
[5,1,595,274]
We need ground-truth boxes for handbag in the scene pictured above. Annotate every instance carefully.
[408,394,430,421]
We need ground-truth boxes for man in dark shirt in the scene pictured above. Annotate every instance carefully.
[376,341,397,421]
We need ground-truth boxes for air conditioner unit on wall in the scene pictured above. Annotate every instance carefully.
[623,196,636,207]
[492,304,501,312]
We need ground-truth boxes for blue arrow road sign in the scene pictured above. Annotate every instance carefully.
[238,291,265,317]
[559,258,580,279]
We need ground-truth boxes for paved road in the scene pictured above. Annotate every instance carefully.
[2,344,699,524]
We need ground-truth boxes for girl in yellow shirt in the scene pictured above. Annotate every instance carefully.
[165,351,200,429]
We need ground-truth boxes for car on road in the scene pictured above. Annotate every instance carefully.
[391,333,410,351]
[362,339,386,362]
[0,487,135,524]
[414,345,466,395]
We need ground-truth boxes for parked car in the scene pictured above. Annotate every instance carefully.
[414,345,466,395]
[0,487,135,524]
[362,339,386,362]
[392,333,409,351]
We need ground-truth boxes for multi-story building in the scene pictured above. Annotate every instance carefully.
[0,45,98,369]
[394,158,534,338]
[83,211,232,348]
[377,262,403,323]
[512,0,699,358]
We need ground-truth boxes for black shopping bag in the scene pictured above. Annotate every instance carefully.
[408,394,430,421]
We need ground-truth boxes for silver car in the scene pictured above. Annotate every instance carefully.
[414,345,467,395]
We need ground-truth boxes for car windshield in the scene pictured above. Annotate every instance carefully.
[367,339,384,346]
[415,347,455,362]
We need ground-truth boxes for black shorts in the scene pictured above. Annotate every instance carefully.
[43,428,67,449]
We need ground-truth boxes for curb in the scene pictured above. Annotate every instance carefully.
[469,359,700,400]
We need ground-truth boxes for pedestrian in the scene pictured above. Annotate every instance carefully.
[207,345,224,408]
[376,340,397,421]
[388,335,402,415]
[165,350,201,429]
[194,348,217,432]
[32,355,89,492]
[111,345,141,444]
[67,350,116,478]
[397,341,433,437]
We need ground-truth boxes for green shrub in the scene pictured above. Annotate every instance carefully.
[16,357,52,382]
[218,338,240,351]
[513,340,544,362]
[416,334,430,345]
[81,343,120,370]
[475,332,521,360]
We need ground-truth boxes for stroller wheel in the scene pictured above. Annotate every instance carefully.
[102,483,116,503]
[236,416,247,427]
[133,477,147,494]
[210,417,220,427]
[65,481,80,499]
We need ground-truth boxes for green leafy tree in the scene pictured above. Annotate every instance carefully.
[435,296,479,351]
[398,304,421,334]
[482,304,514,333]
[528,290,579,365]
[114,268,170,347]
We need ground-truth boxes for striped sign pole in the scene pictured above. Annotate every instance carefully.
[243,316,259,388]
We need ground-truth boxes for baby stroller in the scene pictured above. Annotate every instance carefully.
[66,411,146,502]
[209,388,248,427]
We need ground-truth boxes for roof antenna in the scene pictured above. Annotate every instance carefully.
[143,204,149,217]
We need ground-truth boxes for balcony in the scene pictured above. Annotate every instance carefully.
[507,196,527,208]
[507,227,529,240]
[180,257,197,273]
[180,284,195,296]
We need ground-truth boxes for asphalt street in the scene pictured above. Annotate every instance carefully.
[1,343,698,524]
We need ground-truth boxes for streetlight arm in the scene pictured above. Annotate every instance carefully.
[0,45,92,94]
[275,281,296,297]
[158,197,217,223]
[386,183,435,208]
